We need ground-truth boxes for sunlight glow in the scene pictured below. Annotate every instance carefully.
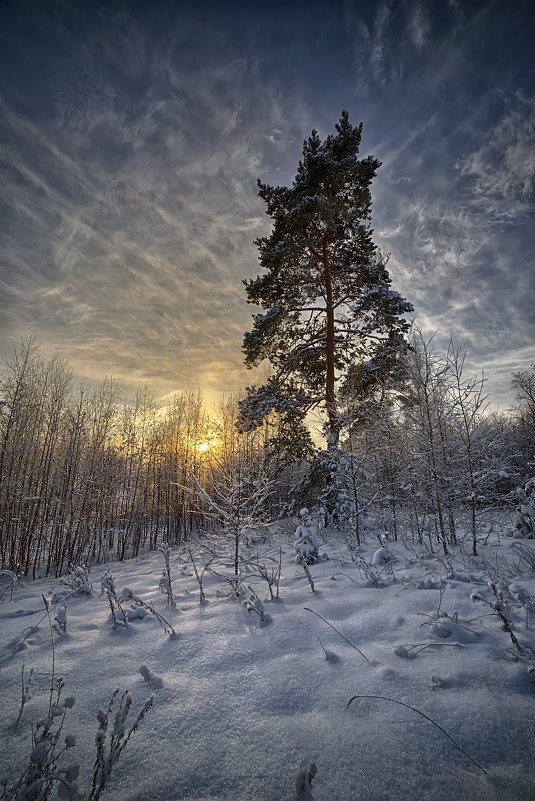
[196,442,210,453]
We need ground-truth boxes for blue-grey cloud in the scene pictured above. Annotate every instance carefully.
[0,0,533,411]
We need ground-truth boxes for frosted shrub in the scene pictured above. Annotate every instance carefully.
[53,605,67,636]
[0,567,26,603]
[471,582,522,652]
[299,559,315,593]
[157,543,176,607]
[100,571,175,635]
[253,549,282,600]
[121,588,175,636]
[511,478,535,538]
[89,690,153,801]
[510,585,535,629]
[371,547,391,566]
[0,681,153,801]
[237,583,269,624]
[100,572,128,629]
[1,678,79,801]
[294,509,319,565]
[187,547,212,602]
[353,551,391,586]
[60,565,93,597]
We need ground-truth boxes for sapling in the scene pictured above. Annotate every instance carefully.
[190,458,275,577]
[187,546,211,602]
[298,558,315,593]
[293,509,319,565]
[14,665,34,732]
[100,572,128,629]
[121,588,175,636]
[53,605,67,636]
[0,567,26,603]
[60,564,93,597]
[157,543,176,608]
[471,582,523,652]
[237,583,268,623]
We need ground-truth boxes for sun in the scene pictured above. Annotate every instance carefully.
[196,442,210,453]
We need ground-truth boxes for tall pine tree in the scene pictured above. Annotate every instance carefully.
[239,111,413,451]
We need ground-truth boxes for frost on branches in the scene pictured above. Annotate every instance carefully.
[511,478,535,538]
[294,509,320,564]
[238,110,412,454]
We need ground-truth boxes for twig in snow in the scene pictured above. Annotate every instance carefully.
[304,607,369,662]
[346,694,488,775]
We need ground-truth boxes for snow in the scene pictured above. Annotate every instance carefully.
[1,531,535,800]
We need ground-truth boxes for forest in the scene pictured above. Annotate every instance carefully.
[1,333,533,581]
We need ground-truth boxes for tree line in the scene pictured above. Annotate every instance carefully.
[0,334,532,577]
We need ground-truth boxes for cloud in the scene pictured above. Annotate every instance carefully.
[0,0,533,413]
[456,94,535,221]
[344,0,463,91]
[373,95,535,408]
[0,0,326,408]
[408,1,431,52]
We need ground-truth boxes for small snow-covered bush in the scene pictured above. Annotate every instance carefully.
[0,568,26,603]
[253,551,282,600]
[53,605,67,636]
[100,572,128,629]
[59,564,93,597]
[0,680,153,801]
[122,588,175,636]
[237,582,269,624]
[510,478,535,538]
[471,581,522,652]
[99,570,175,635]
[371,547,391,567]
[99,572,175,635]
[157,543,176,608]
[1,677,79,801]
[294,509,319,565]
[89,689,153,800]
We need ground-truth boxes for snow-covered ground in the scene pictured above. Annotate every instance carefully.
[1,527,534,801]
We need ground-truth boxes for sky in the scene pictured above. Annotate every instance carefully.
[1,0,534,411]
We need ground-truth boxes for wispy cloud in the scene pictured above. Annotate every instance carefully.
[456,94,535,222]
[373,93,535,405]
[0,0,533,411]
[408,1,431,52]
[0,9,296,403]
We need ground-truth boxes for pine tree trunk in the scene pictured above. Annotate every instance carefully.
[322,238,337,441]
